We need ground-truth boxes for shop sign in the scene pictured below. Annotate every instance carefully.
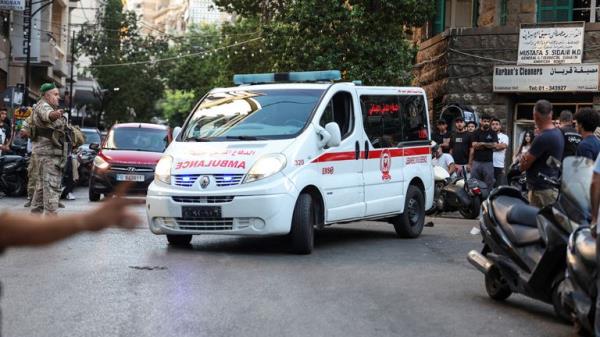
[518,26,584,65]
[0,0,24,10]
[493,64,599,92]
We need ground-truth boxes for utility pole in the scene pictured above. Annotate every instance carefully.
[23,0,54,105]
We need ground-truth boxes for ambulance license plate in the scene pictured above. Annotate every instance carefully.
[116,174,145,182]
[182,206,222,218]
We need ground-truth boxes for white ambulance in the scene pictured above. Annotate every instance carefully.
[146,70,433,254]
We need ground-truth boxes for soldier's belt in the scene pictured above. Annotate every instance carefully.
[36,127,55,139]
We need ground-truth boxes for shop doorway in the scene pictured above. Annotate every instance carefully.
[512,102,592,155]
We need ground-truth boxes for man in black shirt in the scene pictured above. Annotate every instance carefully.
[520,100,564,208]
[432,119,451,153]
[469,114,498,188]
[449,116,471,176]
[559,109,581,159]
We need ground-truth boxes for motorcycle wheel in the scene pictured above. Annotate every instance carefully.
[552,278,573,323]
[459,197,481,220]
[7,175,26,197]
[484,266,512,301]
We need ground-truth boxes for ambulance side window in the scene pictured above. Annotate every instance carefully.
[360,95,402,148]
[399,95,429,142]
[319,91,354,140]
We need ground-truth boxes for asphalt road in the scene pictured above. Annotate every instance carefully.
[0,188,573,337]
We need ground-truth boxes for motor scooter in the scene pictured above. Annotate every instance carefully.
[77,143,98,186]
[427,165,489,219]
[507,161,527,199]
[0,144,29,196]
[467,156,592,321]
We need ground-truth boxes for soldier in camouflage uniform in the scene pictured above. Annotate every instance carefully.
[30,83,66,214]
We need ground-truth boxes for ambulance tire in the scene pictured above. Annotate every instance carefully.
[289,193,314,255]
[167,234,192,246]
[393,185,425,238]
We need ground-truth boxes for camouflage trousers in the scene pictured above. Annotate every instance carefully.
[31,155,63,214]
[27,153,38,199]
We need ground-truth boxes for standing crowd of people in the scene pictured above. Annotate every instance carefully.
[432,100,600,209]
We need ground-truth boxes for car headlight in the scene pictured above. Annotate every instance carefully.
[93,156,110,169]
[243,154,286,184]
[154,155,173,185]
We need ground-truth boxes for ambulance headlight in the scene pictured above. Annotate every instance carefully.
[243,154,287,184]
[154,155,173,185]
[93,155,110,169]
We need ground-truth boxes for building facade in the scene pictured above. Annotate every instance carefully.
[414,0,600,160]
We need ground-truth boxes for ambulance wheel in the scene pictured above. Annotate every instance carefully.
[167,234,192,246]
[393,185,425,238]
[289,193,314,255]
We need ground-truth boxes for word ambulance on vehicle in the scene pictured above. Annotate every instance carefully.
[146,70,434,254]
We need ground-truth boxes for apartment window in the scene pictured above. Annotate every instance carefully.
[537,0,573,22]
[573,0,600,21]
[432,0,477,35]
[500,0,508,25]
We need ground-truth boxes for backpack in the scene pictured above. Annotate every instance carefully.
[561,128,582,159]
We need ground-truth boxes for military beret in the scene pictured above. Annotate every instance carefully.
[40,83,56,94]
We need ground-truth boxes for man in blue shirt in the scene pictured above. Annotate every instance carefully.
[574,108,600,161]
[520,100,564,208]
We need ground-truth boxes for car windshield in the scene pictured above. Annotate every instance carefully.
[181,89,324,141]
[104,127,168,152]
[83,130,101,144]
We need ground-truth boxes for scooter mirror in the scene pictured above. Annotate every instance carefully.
[89,143,100,151]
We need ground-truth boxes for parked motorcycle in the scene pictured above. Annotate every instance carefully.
[0,147,29,197]
[427,165,489,219]
[467,156,592,321]
[77,143,98,186]
[507,161,527,199]
[556,158,595,335]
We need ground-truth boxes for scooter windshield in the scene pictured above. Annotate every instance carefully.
[561,156,595,215]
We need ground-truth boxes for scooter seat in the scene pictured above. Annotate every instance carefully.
[491,196,541,246]
[506,203,538,228]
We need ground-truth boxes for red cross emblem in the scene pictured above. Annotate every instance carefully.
[380,149,392,181]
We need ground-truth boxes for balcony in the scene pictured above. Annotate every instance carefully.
[39,40,57,66]
[53,59,68,77]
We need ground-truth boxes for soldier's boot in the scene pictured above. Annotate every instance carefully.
[24,198,32,207]
[58,202,65,208]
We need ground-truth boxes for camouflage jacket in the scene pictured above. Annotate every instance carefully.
[31,98,65,156]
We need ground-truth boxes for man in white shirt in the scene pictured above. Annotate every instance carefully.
[0,126,5,156]
[492,118,509,187]
[432,144,456,175]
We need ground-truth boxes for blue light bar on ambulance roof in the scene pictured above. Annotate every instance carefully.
[233,70,341,85]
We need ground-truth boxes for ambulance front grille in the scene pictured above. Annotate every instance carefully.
[172,196,234,203]
[175,218,234,230]
[172,174,244,187]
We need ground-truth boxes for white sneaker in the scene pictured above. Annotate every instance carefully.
[66,193,76,200]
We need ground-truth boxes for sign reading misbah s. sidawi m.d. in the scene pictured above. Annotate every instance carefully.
[518,25,584,65]
[0,0,24,10]
[493,64,599,92]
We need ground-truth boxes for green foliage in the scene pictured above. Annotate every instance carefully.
[158,89,197,126]
[77,0,168,125]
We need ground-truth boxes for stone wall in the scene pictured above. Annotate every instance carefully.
[414,23,600,125]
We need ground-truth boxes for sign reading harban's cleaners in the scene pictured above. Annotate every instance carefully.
[493,64,599,92]
[518,24,584,65]
[0,0,24,10]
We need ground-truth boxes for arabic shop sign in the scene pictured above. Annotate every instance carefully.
[518,25,584,65]
[0,0,24,10]
[493,64,599,92]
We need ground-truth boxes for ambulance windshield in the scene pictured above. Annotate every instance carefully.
[181,89,324,141]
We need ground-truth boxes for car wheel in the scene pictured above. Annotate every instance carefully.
[393,185,425,238]
[289,193,314,255]
[167,234,192,246]
[89,185,101,202]
[484,266,512,301]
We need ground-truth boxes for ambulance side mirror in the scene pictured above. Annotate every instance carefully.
[324,122,341,148]
[172,126,182,141]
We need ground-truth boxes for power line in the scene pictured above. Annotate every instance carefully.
[87,36,262,68]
